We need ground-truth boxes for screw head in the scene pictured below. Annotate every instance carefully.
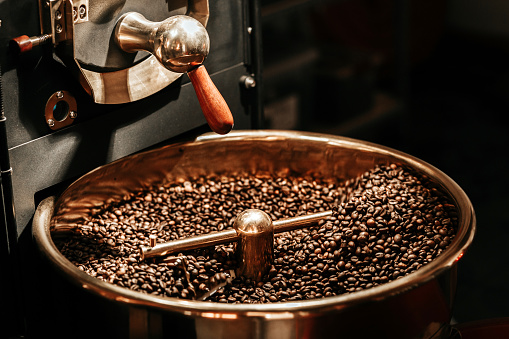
[47,119,55,127]
[79,5,86,19]
[69,111,77,119]
[56,91,64,99]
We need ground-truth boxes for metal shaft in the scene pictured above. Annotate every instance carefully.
[233,209,274,281]
[140,210,332,260]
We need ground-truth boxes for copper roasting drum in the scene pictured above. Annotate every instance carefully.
[32,130,476,339]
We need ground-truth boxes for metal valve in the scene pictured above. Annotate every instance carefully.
[115,13,234,135]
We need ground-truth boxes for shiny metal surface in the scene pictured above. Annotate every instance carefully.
[115,13,210,73]
[140,210,332,260]
[141,229,238,260]
[114,12,234,135]
[33,130,476,339]
[233,209,274,281]
[273,210,332,233]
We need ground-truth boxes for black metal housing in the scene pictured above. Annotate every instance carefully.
[0,0,262,337]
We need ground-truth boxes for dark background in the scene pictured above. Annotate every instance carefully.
[260,0,509,324]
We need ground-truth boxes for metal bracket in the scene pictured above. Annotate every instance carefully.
[40,0,89,46]
[45,90,77,130]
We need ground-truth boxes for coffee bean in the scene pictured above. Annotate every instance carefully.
[57,164,458,304]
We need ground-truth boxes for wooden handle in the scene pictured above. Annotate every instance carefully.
[187,65,234,134]
[10,35,33,54]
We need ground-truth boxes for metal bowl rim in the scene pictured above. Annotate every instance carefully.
[32,130,476,318]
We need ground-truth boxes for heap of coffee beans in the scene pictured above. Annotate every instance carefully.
[57,163,458,303]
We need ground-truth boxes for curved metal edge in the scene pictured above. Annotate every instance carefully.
[81,58,181,104]
[78,0,209,104]
[32,130,477,319]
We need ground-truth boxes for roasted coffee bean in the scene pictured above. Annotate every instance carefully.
[57,164,458,304]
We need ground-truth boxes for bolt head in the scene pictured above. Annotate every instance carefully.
[244,76,256,89]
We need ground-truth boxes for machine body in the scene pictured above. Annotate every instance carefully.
[0,0,262,337]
